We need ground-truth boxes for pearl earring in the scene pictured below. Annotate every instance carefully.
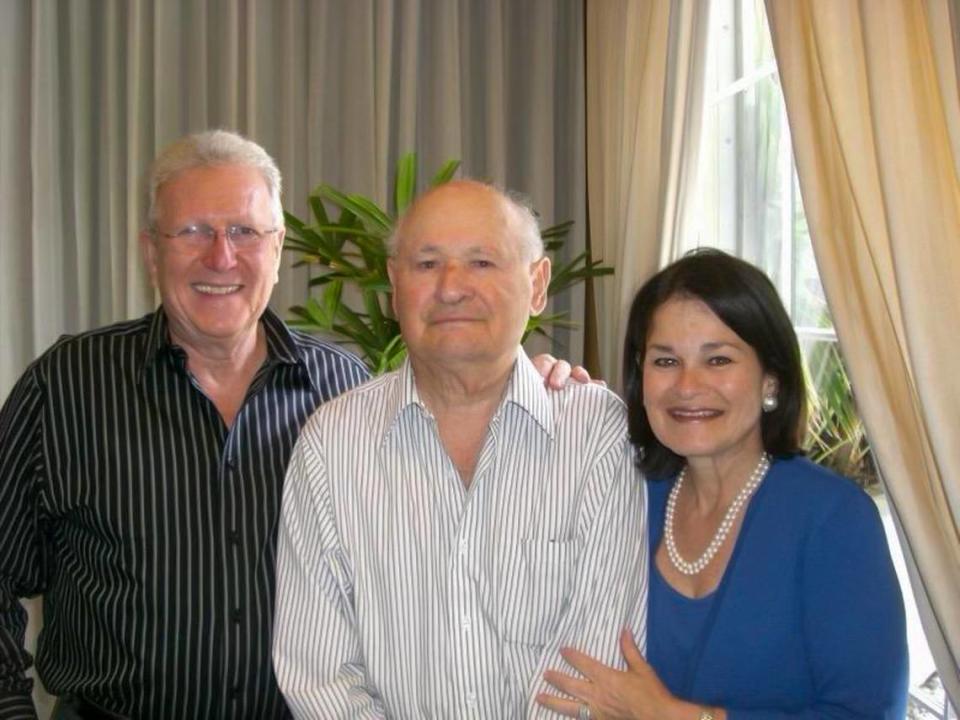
[762,394,779,413]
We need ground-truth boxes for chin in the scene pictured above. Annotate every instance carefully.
[654,433,724,461]
[413,343,494,366]
[193,315,255,339]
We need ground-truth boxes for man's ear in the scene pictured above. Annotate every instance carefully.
[529,257,551,316]
[139,229,160,288]
[272,227,285,284]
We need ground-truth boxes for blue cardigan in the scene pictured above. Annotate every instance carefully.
[647,456,908,719]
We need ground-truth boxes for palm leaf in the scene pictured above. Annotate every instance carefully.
[394,153,417,216]
[430,159,461,186]
[316,185,392,234]
[540,220,575,239]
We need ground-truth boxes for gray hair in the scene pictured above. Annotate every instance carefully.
[146,129,283,227]
[387,180,544,262]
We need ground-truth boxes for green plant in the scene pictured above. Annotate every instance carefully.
[802,339,877,488]
[283,153,613,374]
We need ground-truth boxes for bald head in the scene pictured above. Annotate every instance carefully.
[388,180,544,263]
[386,179,551,373]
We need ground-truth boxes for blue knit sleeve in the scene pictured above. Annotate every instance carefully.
[727,488,908,720]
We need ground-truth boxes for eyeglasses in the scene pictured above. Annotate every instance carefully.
[155,223,279,250]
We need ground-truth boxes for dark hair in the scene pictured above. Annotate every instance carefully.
[622,248,806,478]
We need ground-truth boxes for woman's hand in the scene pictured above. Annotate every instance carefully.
[531,354,601,389]
[537,628,691,720]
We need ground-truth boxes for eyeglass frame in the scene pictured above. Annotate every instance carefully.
[151,222,281,251]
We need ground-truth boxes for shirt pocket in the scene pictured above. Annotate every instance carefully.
[500,537,581,646]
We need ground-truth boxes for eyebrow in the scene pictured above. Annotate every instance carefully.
[411,243,498,256]
[647,341,743,353]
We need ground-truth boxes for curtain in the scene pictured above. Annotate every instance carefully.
[585,0,710,390]
[0,1,586,714]
[767,0,960,704]
[0,0,587,401]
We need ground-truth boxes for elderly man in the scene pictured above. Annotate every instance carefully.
[0,130,372,719]
[272,180,648,718]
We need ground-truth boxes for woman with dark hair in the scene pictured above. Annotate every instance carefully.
[538,249,907,719]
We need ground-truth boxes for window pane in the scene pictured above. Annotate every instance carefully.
[691,74,789,283]
[711,0,776,91]
[791,175,830,330]
[689,0,833,334]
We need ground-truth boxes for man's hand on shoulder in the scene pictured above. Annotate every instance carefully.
[531,354,604,390]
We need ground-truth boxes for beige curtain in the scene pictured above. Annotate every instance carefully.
[585,0,710,389]
[767,0,960,704]
[0,2,585,714]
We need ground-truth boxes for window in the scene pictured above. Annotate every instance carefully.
[683,0,829,340]
[686,1,952,716]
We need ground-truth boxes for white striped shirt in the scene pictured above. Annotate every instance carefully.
[273,351,648,719]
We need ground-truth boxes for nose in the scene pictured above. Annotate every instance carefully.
[201,230,238,272]
[435,263,470,303]
[674,365,704,397]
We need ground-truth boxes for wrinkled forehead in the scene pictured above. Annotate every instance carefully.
[155,164,274,223]
[397,185,519,255]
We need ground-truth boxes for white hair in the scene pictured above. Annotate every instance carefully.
[146,129,283,227]
[387,180,544,262]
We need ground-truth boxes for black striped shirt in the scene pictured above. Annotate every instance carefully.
[0,308,369,720]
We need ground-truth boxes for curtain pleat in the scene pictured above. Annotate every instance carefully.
[585,0,710,390]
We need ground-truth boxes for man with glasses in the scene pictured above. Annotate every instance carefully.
[0,130,371,719]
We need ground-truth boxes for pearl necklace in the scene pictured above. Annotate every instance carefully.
[664,453,771,576]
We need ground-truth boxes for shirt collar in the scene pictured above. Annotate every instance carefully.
[379,349,555,445]
[140,307,171,376]
[379,357,426,438]
[137,306,310,385]
[259,307,306,367]
[502,351,555,438]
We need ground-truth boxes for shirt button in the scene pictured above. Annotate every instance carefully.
[466,692,477,707]
[462,618,471,632]
[229,530,240,544]
[458,539,467,555]
[232,608,242,623]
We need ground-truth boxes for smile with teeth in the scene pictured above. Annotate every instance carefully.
[193,283,241,295]
[668,408,722,420]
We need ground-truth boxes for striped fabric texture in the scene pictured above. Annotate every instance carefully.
[274,352,649,719]
[0,308,369,720]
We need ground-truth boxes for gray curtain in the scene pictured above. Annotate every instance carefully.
[0,2,586,714]
[0,0,586,400]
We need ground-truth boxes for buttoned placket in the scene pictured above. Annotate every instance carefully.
[177,354,240,714]
[215,362,277,712]
[450,415,501,717]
